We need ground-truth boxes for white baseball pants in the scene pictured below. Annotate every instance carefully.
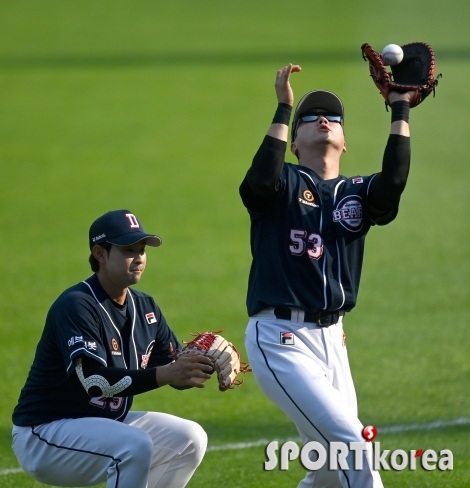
[12,411,207,488]
[244,308,384,488]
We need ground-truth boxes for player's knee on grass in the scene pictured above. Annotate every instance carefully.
[121,429,154,471]
[177,421,208,467]
[191,422,208,454]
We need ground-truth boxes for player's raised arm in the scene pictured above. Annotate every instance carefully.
[367,90,414,220]
[389,90,413,137]
[267,64,301,141]
[363,41,440,220]
[240,64,301,202]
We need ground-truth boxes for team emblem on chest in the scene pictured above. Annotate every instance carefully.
[298,189,319,208]
[333,196,364,232]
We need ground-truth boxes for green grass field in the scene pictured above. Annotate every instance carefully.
[1,1,469,487]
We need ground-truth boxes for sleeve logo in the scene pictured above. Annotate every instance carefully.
[68,336,84,346]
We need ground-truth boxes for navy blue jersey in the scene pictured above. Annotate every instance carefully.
[13,274,180,426]
[240,163,398,316]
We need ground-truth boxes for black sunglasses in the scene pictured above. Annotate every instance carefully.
[300,113,343,124]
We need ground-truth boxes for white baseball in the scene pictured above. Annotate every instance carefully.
[382,44,403,66]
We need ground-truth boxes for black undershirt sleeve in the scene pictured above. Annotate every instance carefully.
[76,355,159,397]
[240,103,291,210]
[246,135,286,196]
[240,135,287,211]
[368,133,411,215]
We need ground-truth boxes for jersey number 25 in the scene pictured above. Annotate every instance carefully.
[90,396,124,411]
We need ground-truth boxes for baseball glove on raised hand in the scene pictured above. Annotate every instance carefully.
[361,42,441,108]
[176,331,251,391]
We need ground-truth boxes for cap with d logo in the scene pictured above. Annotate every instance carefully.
[89,210,162,250]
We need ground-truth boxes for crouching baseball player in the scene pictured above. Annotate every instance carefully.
[12,210,212,488]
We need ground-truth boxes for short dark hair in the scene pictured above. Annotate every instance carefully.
[88,242,113,272]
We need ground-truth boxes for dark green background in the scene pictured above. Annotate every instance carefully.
[1,1,469,486]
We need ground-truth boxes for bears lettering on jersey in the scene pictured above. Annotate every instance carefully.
[333,196,364,232]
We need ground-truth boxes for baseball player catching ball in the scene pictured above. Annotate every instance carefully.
[12,210,213,488]
[240,64,415,487]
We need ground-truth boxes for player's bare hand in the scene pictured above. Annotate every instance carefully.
[275,64,301,106]
[156,354,213,388]
[388,90,416,105]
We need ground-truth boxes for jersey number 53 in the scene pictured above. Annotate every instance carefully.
[289,229,323,260]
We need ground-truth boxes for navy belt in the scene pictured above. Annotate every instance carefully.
[274,308,341,327]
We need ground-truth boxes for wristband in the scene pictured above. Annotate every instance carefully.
[391,100,410,123]
[272,103,292,126]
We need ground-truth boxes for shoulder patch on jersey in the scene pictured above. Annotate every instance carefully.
[145,312,157,325]
[298,189,319,208]
[67,335,84,347]
[85,341,97,351]
[351,177,363,184]
[333,195,364,232]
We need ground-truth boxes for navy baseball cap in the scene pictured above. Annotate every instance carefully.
[89,210,162,250]
[291,90,345,141]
